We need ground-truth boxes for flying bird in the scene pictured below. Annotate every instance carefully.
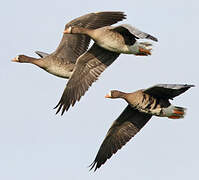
[12,11,126,114]
[64,23,158,55]
[56,23,158,114]
[90,84,194,171]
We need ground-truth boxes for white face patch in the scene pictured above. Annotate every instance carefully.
[68,26,72,33]
[16,55,19,60]
[108,91,112,97]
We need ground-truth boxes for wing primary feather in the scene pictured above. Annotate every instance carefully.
[89,106,152,171]
[54,44,120,114]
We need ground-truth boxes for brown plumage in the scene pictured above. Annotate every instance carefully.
[64,23,158,55]
[90,84,194,171]
[56,23,158,113]
[54,44,120,114]
[12,11,126,114]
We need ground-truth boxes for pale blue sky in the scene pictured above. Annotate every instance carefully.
[1,0,198,179]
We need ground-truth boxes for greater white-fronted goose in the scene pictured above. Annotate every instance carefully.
[90,84,194,171]
[12,11,126,113]
[55,24,158,114]
[64,24,158,55]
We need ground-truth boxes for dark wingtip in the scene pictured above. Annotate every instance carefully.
[147,34,158,42]
[96,11,126,25]
[180,84,195,90]
[183,84,195,92]
[55,107,61,115]
[54,102,71,116]
[61,106,65,116]
[186,84,195,88]
[154,37,158,42]
[118,11,126,20]
[118,11,127,19]
[53,103,59,110]
[89,161,98,172]
[54,102,62,115]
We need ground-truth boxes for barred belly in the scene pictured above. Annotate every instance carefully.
[136,94,162,116]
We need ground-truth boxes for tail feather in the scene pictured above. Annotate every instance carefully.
[168,106,186,119]
[137,42,152,56]
[146,34,158,42]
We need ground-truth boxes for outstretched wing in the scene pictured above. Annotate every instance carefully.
[89,105,152,171]
[112,24,158,42]
[144,84,195,99]
[53,12,126,63]
[54,44,120,115]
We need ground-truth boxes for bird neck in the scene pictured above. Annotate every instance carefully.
[19,55,46,69]
[112,90,127,99]
[118,91,127,99]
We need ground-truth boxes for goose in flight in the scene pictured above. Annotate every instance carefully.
[12,11,126,114]
[90,84,194,171]
[56,23,158,114]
